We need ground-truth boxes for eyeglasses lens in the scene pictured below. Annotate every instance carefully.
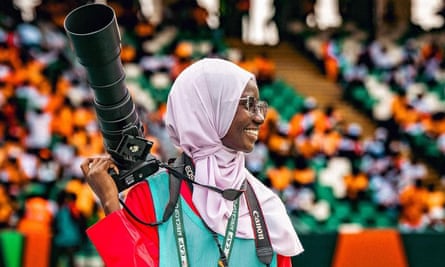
[243,96,267,117]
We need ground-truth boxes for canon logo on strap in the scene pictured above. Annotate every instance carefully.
[252,210,265,240]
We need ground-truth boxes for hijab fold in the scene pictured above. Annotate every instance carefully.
[166,58,303,256]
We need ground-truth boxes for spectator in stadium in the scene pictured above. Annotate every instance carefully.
[170,41,193,80]
[399,179,430,232]
[0,184,14,228]
[235,52,257,74]
[315,104,343,134]
[424,183,445,230]
[321,36,341,82]
[16,187,54,267]
[266,121,293,165]
[368,168,399,214]
[292,155,316,189]
[81,58,303,266]
[288,96,319,139]
[52,190,86,267]
[343,165,369,210]
[337,122,364,168]
[257,106,280,144]
[252,52,276,85]
[266,155,293,195]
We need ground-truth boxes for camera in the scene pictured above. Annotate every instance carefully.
[64,3,159,192]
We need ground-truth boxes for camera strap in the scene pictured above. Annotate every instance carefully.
[245,180,273,266]
[172,154,273,267]
[119,154,185,226]
[161,154,186,222]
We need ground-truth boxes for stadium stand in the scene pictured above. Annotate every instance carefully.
[0,1,445,266]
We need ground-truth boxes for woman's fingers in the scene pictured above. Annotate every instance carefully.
[80,156,116,176]
[80,156,120,214]
[80,158,93,176]
[109,162,120,175]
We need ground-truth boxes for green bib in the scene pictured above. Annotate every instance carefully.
[148,171,277,267]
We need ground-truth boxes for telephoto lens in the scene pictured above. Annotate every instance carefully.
[64,4,159,191]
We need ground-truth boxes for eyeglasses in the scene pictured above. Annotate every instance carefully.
[239,96,268,118]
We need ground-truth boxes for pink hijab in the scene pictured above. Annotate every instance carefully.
[165,58,303,256]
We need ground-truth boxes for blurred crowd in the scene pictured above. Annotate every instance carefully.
[305,24,445,170]
[293,22,445,232]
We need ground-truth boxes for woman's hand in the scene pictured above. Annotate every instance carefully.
[81,156,121,215]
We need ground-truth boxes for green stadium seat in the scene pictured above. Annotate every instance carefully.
[260,85,274,101]
[281,87,296,99]
[290,213,314,233]
[309,157,327,173]
[358,201,377,220]
[0,230,24,267]
[271,79,287,91]
[351,86,375,112]
[291,96,305,112]
[299,213,319,231]
[411,133,429,147]
[324,216,341,232]
[425,143,441,158]
[332,201,352,221]
[316,185,336,204]
[349,214,366,226]
[270,95,286,111]
[375,215,395,228]
[282,106,296,121]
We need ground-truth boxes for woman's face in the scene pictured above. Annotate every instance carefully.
[221,79,265,153]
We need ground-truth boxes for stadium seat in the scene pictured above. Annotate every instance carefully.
[0,230,24,267]
[358,201,377,220]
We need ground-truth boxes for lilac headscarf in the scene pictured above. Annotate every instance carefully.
[165,58,303,256]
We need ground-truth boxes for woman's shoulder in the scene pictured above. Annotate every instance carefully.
[122,169,165,199]
[127,169,170,197]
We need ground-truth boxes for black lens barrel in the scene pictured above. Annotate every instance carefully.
[64,3,142,153]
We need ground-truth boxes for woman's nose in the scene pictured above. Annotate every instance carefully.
[252,112,265,124]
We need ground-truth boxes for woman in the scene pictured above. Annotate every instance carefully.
[81,58,303,266]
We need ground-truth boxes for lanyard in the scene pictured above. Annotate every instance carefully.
[172,196,240,267]
[173,198,190,267]
[222,197,240,259]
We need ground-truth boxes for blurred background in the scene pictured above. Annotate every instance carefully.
[1,0,445,266]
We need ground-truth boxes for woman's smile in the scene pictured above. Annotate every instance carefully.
[244,127,259,139]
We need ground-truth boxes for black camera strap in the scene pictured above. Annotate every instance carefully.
[245,180,273,266]
[119,154,184,226]
[161,154,187,222]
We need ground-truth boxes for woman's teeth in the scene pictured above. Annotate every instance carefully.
[244,129,258,137]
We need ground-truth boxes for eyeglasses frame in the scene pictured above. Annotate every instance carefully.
[239,96,268,118]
